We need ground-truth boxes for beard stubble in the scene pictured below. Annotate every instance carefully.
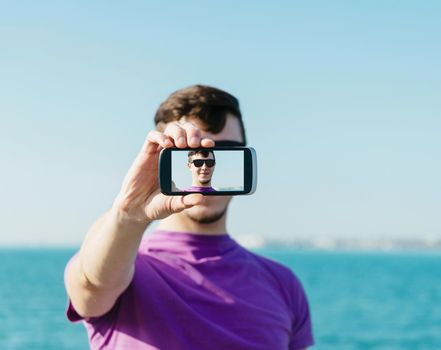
[185,207,228,224]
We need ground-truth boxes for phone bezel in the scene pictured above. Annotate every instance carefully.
[159,146,257,196]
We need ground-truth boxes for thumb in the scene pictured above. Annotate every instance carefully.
[170,193,205,213]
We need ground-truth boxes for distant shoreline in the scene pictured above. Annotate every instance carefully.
[235,235,441,252]
[1,234,441,253]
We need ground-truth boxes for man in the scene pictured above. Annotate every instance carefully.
[184,150,217,193]
[64,85,314,349]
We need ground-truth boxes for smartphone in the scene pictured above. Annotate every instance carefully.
[159,147,257,195]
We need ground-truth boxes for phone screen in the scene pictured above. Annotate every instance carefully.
[171,149,244,193]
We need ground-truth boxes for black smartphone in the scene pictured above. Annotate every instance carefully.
[159,147,257,195]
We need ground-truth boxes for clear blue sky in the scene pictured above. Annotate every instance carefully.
[1,1,440,245]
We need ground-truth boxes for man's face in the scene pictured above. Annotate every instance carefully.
[188,152,216,186]
[168,113,244,224]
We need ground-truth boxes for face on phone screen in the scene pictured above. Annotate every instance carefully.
[171,149,244,193]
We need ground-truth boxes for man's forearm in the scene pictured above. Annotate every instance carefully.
[77,207,150,291]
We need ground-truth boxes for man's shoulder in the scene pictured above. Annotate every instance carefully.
[238,247,308,311]
[238,246,302,286]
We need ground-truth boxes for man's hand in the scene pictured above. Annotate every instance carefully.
[65,122,215,319]
[112,122,215,223]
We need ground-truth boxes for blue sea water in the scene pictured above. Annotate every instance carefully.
[0,248,440,350]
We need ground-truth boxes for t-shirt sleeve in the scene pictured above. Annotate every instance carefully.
[288,273,315,350]
[64,253,97,323]
[63,253,83,322]
[63,253,119,324]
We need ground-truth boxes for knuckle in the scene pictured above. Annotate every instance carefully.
[189,127,200,136]
[165,123,184,136]
[146,130,157,140]
[184,123,199,132]
[163,123,175,133]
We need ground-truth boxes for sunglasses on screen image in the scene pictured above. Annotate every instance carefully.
[191,159,216,168]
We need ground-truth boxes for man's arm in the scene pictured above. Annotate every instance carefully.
[65,209,149,318]
[65,124,214,319]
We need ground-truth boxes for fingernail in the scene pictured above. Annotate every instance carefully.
[190,137,199,145]
[202,138,214,144]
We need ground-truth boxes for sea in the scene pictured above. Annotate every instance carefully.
[0,247,440,350]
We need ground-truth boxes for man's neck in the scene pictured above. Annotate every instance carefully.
[192,181,211,187]
[157,213,227,235]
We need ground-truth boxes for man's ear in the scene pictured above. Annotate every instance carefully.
[187,163,191,169]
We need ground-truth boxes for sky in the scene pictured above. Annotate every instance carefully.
[1,1,440,245]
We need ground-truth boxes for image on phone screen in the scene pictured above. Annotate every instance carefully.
[171,149,244,193]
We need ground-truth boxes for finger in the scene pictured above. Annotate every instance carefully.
[146,130,173,149]
[179,122,202,148]
[163,123,187,148]
[127,131,168,172]
[201,138,215,148]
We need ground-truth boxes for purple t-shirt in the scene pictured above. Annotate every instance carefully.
[64,230,314,349]
[183,185,217,193]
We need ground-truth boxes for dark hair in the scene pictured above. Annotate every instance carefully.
[187,150,215,163]
[154,85,246,144]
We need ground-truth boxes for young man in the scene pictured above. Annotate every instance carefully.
[185,150,217,193]
[64,85,314,349]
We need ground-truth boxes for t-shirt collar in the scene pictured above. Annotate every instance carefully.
[141,230,238,261]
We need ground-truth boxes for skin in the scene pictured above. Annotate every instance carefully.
[187,152,216,187]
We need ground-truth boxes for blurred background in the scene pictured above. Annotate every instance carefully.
[1,1,440,349]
